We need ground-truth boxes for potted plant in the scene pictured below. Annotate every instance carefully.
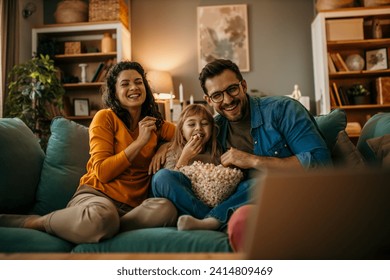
[347,84,371,105]
[5,54,65,150]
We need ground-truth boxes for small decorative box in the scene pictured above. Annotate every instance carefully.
[64,42,81,55]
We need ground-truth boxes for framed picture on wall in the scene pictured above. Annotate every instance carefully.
[365,48,388,71]
[74,98,90,116]
[197,4,250,72]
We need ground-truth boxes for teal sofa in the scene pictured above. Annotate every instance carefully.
[1,108,389,253]
[0,117,230,253]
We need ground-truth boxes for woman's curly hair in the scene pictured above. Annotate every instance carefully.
[101,61,164,130]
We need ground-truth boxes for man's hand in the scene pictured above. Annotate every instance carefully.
[221,147,302,170]
[221,147,256,169]
[149,142,170,174]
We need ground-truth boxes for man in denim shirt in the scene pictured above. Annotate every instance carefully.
[199,58,331,249]
[152,59,331,232]
[202,59,331,171]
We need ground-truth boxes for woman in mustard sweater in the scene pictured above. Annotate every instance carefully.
[0,61,177,243]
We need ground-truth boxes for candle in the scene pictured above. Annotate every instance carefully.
[170,92,174,110]
[179,83,184,103]
[190,95,194,105]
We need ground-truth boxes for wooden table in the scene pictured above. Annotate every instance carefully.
[0,252,244,260]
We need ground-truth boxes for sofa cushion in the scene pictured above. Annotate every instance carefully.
[357,112,390,165]
[332,130,365,167]
[0,227,74,252]
[367,135,390,167]
[72,227,231,253]
[0,118,45,213]
[32,117,90,215]
[314,108,347,151]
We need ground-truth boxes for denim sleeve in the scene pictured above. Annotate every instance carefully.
[296,150,332,168]
[278,99,332,168]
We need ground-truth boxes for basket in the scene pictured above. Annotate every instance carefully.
[88,0,129,29]
[316,0,355,12]
[363,0,390,6]
[54,0,88,24]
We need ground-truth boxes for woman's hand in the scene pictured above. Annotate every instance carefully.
[149,142,171,174]
[124,116,157,164]
[136,116,157,147]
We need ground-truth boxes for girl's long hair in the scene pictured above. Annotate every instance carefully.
[171,104,220,159]
[101,61,164,130]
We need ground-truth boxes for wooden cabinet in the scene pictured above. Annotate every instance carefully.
[312,7,390,138]
[32,22,131,124]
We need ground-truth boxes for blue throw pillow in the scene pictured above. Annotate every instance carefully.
[0,118,44,213]
[314,108,347,151]
[357,112,390,164]
[32,117,90,215]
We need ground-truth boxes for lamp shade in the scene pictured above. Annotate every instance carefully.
[147,70,173,95]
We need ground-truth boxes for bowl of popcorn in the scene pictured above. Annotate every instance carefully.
[179,161,244,207]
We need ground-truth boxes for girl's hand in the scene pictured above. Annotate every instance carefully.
[136,116,157,146]
[176,134,203,167]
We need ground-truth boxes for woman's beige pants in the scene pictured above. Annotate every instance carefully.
[43,185,178,244]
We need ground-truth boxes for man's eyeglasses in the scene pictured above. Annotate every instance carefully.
[208,81,242,103]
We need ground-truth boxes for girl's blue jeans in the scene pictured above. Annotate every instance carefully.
[151,169,256,229]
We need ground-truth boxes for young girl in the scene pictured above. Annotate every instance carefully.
[164,104,220,170]
[152,104,243,231]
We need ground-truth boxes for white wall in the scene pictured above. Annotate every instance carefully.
[131,0,316,111]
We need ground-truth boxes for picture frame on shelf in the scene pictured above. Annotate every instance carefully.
[74,98,90,116]
[197,4,250,72]
[365,48,388,71]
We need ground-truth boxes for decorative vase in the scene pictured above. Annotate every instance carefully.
[101,33,114,53]
[345,54,365,71]
[372,18,383,39]
[54,0,88,24]
[79,63,87,83]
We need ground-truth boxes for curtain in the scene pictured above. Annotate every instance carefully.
[0,0,19,118]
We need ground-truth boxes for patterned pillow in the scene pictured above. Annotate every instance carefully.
[367,135,390,167]
[332,130,365,167]
[357,113,390,164]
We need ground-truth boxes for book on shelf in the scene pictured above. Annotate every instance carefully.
[332,82,343,106]
[91,62,105,82]
[336,53,349,72]
[61,96,72,117]
[376,77,390,105]
[329,85,337,107]
[96,59,115,82]
[330,52,349,72]
[338,86,350,105]
[327,53,337,73]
